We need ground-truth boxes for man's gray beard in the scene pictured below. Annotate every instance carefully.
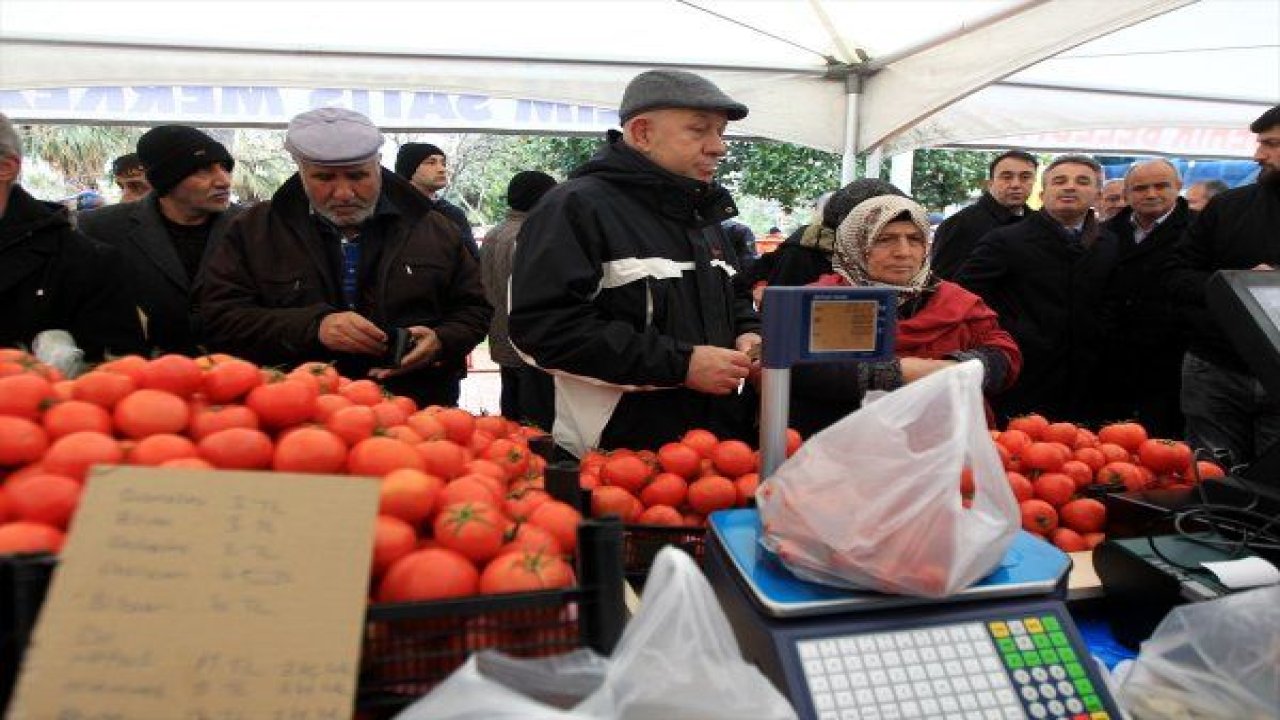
[316,203,375,229]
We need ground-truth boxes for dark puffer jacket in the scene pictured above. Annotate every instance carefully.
[509,131,759,455]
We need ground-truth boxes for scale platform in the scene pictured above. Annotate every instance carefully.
[709,508,1070,618]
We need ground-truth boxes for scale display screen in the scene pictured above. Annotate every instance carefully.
[809,299,880,353]
[761,286,897,367]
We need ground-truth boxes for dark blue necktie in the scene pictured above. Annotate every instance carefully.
[341,237,360,310]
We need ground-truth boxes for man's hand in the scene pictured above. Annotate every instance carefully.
[319,311,386,355]
[735,332,763,385]
[369,326,441,380]
[900,357,956,383]
[685,345,752,395]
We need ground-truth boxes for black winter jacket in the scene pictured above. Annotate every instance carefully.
[509,132,760,455]
[79,196,241,355]
[0,186,145,360]
[954,210,1119,424]
[198,170,491,405]
[1164,181,1280,372]
[931,192,1030,280]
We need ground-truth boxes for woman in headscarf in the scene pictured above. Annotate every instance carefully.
[789,194,1022,437]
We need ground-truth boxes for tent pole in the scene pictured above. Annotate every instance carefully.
[841,74,862,182]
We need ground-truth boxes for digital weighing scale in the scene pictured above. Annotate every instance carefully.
[705,510,1123,720]
[733,287,1124,719]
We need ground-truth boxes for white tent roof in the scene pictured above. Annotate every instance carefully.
[1,0,1275,158]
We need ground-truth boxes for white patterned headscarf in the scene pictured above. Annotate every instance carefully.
[833,195,935,299]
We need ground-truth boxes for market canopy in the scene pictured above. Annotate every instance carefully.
[1,0,1276,159]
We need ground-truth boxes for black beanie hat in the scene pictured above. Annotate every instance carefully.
[136,125,234,197]
[506,171,557,212]
[395,142,445,179]
[822,179,908,230]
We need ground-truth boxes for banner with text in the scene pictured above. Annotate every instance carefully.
[0,85,621,133]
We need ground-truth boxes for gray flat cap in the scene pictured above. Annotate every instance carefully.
[284,107,383,165]
[619,70,748,123]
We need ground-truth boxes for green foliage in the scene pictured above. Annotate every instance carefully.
[910,148,998,211]
[22,125,143,190]
[721,141,840,209]
[448,135,602,223]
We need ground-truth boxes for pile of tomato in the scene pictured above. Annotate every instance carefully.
[990,414,1225,553]
[0,348,584,604]
[579,428,804,528]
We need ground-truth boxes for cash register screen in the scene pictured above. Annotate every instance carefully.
[1246,284,1280,330]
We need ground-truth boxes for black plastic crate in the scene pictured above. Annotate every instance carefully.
[1,520,625,718]
[0,551,57,713]
[358,516,625,713]
[621,523,707,589]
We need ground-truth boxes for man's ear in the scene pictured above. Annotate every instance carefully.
[0,155,20,186]
[625,116,653,151]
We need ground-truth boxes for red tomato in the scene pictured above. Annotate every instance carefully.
[348,436,425,476]
[680,428,719,458]
[687,475,737,515]
[1059,498,1107,533]
[1049,527,1089,552]
[591,486,641,522]
[4,473,82,528]
[480,550,575,594]
[1098,422,1148,454]
[141,354,204,398]
[273,427,348,474]
[640,472,688,509]
[246,379,318,430]
[1019,499,1059,535]
[0,521,65,554]
[1032,473,1075,507]
[378,547,479,603]
[379,468,443,525]
[636,504,685,526]
[129,434,199,466]
[0,416,49,467]
[114,389,190,439]
[710,440,756,478]
[371,515,418,577]
[71,370,136,410]
[42,400,112,439]
[201,358,263,403]
[189,404,259,440]
[527,501,582,554]
[0,373,55,420]
[197,427,274,470]
[433,501,507,563]
[42,431,123,481]
[601,454,653,494]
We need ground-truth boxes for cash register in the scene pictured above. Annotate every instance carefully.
[713,287,1124,720]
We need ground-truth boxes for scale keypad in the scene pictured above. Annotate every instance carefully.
[795,615,1111,720]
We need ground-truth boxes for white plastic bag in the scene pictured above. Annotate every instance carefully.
[1116,584,1280,720]
[758,360,1018,597]
[32,329,84,378]
[394,548,797,720]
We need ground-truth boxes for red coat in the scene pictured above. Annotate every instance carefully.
[791,276,1022,434]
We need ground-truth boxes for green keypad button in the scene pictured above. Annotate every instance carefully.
[1041,649,1060,664]
[1066,662,1086,679]
[1042,615,1061,631]
[1005,653,1025,668]
[1058,647,1078,663]
[1084,695,1103,712]
[997,638,1017,653]
[1050,632,1070,647]
[1033,635,1052,650]
[1077,679,1096,695]
[1022,651,1041,666]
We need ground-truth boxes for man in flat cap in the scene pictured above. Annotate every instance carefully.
[508,69,761,457]
[395,142,479,258]
[80,125,240,354]
[1164,104,1280,470]
[198,107,490,406]
[0,113,145,360]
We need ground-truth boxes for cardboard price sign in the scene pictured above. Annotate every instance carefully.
[9,466,378,720]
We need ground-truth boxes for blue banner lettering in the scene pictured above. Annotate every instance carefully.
[222,87,284,117]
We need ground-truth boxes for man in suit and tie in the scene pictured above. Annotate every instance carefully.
[1098,159,1191,436]
[80,126,241,355]
[955,155,1120,425]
